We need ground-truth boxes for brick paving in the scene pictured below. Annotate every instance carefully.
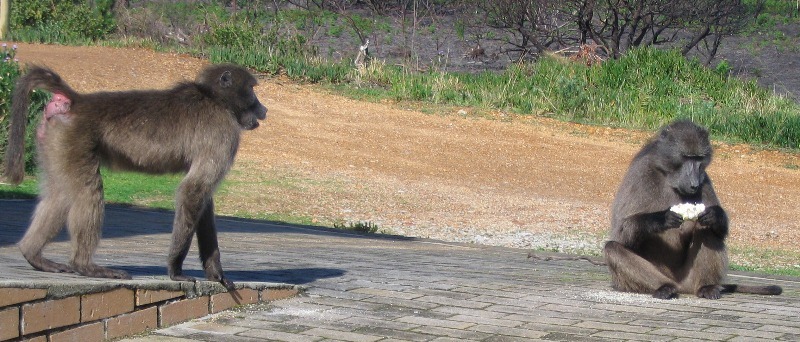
[1,199,799,341]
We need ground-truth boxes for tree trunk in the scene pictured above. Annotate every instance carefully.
[0,0,9,40]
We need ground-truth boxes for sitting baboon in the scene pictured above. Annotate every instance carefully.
[605,120,781,299]
[4,64,267,289]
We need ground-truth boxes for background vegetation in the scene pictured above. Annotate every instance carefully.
[0,0,798,275]
[1,0,798,187]
[3,1,798,160]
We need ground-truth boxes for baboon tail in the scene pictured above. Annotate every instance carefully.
[721,284,782,296]
[3,66,77,184]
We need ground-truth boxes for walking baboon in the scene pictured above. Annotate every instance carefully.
[4,64,267,289]
[605,120,781,299]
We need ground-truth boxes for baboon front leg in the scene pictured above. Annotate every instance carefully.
[604,241,678,299]
[19,195,72,273]
[196,199,234,289]
[167,205,197,282]
[168,178,213,283]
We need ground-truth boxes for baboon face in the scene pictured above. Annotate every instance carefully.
[234,87,268,130]
[201,65,268,130]
[230,72,267,130]
[657,121,711,196]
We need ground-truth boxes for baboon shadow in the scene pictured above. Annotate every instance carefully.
[0,199,410,284]
[0,199,413,246]
[114,266,346,285]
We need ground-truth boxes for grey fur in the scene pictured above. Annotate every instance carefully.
[604,120,781,299]
[4,64,267,290]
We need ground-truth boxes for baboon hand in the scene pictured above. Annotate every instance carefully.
[220,277,235,291]
[664,210,684,229]
[204,263,235,290]
[697,205,722,227]
[206,271,235,290]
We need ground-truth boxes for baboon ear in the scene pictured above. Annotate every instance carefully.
[219,71,233,88]
[660,126,677,143]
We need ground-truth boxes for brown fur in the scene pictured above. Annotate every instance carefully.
[605,120,781,299]
[4,64,267,289]
[465,41,485,60]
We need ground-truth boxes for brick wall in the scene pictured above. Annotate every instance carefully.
[0,282,302,341]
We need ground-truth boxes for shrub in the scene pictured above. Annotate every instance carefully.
[9,0,116,43]
[202,21,262,48]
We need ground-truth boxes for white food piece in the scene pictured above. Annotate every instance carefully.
[669,203,706,220]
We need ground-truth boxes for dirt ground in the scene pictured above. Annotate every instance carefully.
[12,43,800,270]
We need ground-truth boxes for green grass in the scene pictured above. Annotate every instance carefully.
[729,246,800,277]
[0,169,182,209]
[731,264,800,278]
[99,169,182,209]
[340,48,800,150]
[0,178,38,199]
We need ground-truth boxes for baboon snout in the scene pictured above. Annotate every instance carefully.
[677,181,701,196]
[675,181,700,196]
[256,103,268,120]
[239,103,267,130]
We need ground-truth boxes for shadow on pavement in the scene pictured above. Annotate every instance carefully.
[0,199,414,247]
[0,199,393,284]
[114,266,346,284]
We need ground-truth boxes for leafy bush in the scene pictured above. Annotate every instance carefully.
[202,21,262,48]
[0,45,50,176]
[9,0,116,43]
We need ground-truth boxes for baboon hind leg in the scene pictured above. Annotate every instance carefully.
[195,199,234,289]
[678,230,727,299]
[18,195,72,273]
[67,174,131,279]
[604,241,678,299]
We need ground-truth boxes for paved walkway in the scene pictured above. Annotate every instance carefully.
[1,199,799,341]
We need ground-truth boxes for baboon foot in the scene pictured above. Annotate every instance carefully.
[72,263,132,279]
[204,263,235,290]
[653,285,678,299]
[170,274,197,283]
[25,255,74,274]
[697,285,721,299]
